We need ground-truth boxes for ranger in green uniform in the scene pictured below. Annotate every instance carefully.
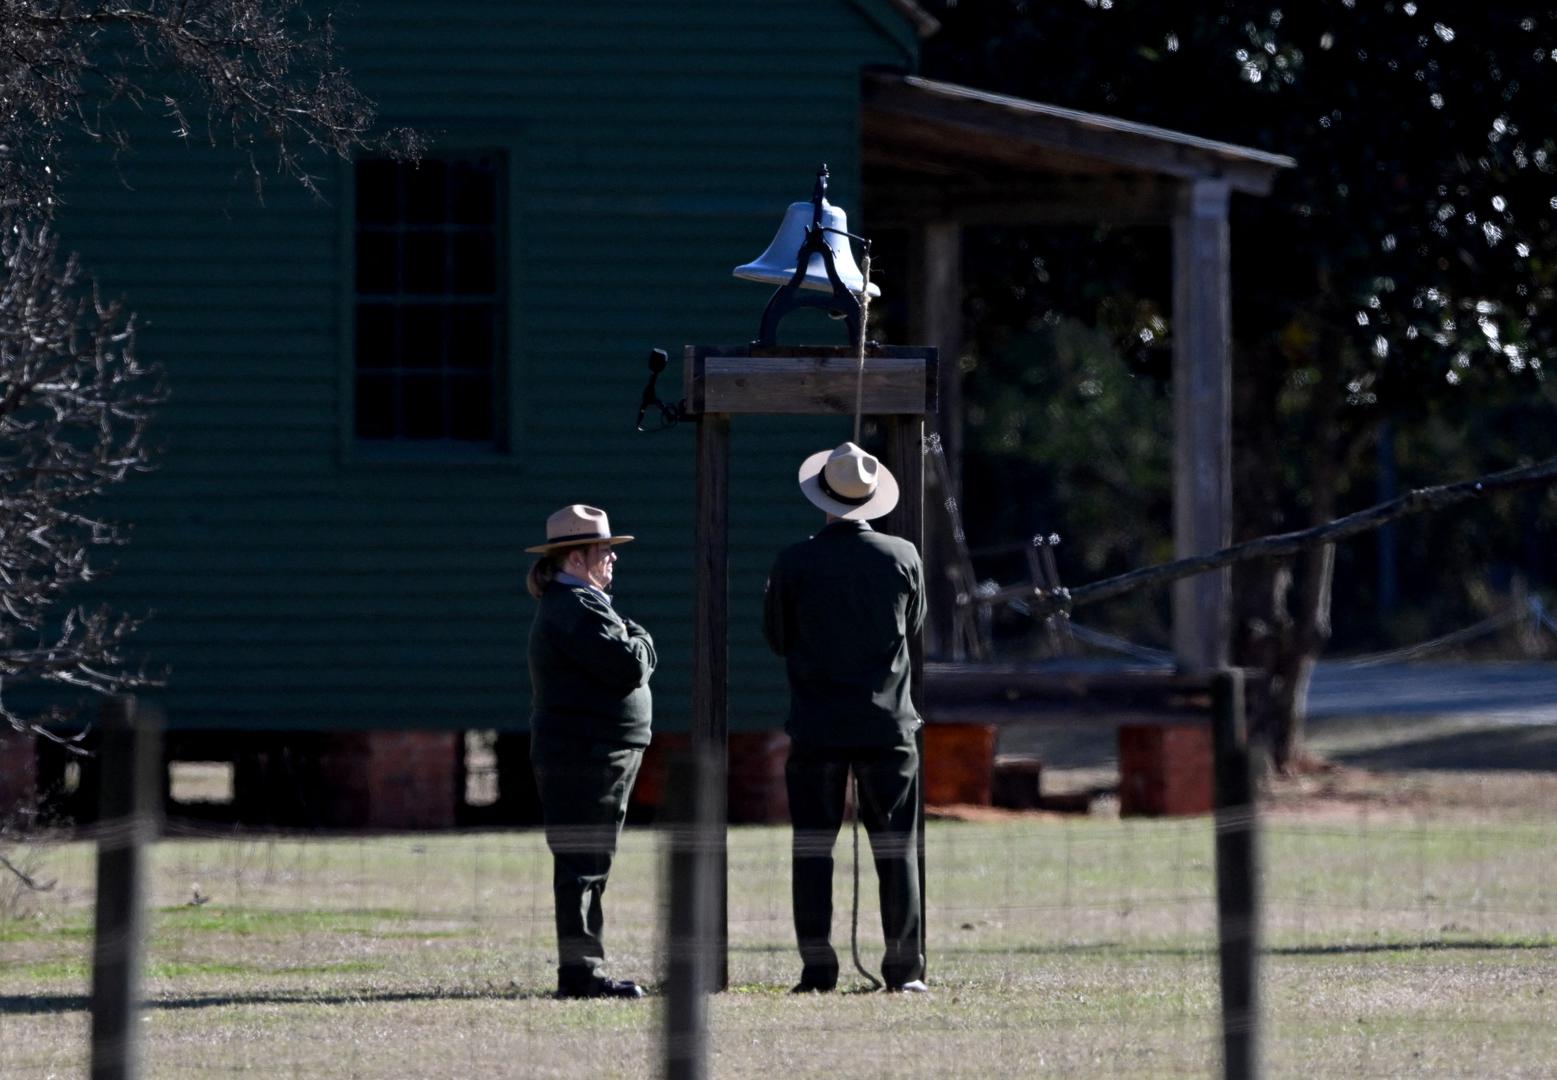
[763,442,928,994]
[526,504,655,999]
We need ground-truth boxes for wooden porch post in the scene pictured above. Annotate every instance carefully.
[908,223,963,484]
[1171,178,1233,670]
[908,222,964,660]
[691,411,730,990]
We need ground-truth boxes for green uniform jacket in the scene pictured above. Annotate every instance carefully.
[763,520,926,748]
[529,581,655,748]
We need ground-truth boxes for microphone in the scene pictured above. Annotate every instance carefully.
[636,348,669,431]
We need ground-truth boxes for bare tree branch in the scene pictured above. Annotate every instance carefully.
[2,0,423,213]
[0,851,56,892]
[1,220,162,734]
[2,1,412,740]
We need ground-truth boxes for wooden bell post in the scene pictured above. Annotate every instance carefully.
[685,343,937,989]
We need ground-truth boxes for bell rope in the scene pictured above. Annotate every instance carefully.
[852,245,872,444]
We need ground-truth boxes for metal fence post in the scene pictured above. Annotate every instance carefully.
[1211,668,1261,1080]
[90,696,162,1080]
[662,749,717,1080]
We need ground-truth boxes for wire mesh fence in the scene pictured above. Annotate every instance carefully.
[3,703,1557,1080]
[6,778,1556,1079]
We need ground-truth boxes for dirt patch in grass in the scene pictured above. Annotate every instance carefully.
[926,803,1083,824]
[954,759,1557,826]
[1259,764,1557,823]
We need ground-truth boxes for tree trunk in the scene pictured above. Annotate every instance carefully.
[1231,320,1347,773]
[1264,541,1335,770]
[1230,340,1290,769]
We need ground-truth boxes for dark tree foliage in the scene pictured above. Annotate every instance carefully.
[1,1,416,738]
[922,2,1557,767]
[950,227,1176,647]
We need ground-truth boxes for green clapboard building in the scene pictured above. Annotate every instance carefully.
[48,1,937,826]
[36,0,1286,827]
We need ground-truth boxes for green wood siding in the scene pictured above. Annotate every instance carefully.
[57,1,918,733]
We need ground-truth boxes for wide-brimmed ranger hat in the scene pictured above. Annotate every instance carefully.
[526,504,635,554]
[797,442,899,521]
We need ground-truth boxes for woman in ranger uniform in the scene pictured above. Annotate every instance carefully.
[526,504,655,999]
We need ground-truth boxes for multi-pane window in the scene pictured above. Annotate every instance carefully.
[354,153,505,443]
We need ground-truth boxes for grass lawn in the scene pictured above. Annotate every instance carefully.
[3,811,1555,1078]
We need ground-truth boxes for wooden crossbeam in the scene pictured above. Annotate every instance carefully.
[684,345,937,417]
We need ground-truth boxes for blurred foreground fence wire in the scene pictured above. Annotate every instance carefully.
[4,684,1557,1078]
[661,748,719,1080]
[1212,670,1259,1080]
[89,696,161,1080]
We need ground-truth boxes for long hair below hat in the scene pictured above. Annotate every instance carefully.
[797,442,899,521]
[525,504,635,554]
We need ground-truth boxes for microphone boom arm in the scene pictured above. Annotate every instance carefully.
[634,348,686,432]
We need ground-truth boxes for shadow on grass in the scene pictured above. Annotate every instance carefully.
[895,938,1557,960]
[0,984,562,1016]
[1266,938,1557,957]
[1330,723,1557,771]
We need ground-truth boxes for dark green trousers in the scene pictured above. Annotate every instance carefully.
[786,740,923,988]
[531,735,643,986]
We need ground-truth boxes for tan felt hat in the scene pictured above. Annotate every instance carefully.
[797,442,899,521]
[525,504,635,554]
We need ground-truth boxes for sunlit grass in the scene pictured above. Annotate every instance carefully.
[2,817,1554,1077]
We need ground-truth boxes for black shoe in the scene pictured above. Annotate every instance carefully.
[556,976,645,1000]
[789,981,836,994]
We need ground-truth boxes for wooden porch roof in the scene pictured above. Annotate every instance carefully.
[863,73,1295,224]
